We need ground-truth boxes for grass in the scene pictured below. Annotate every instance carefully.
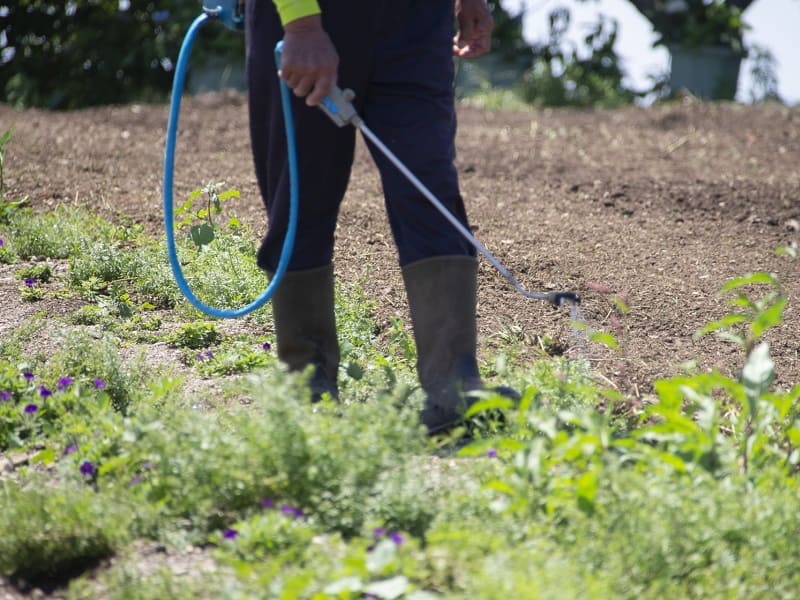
[0,198,799,598]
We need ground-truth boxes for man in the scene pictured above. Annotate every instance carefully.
[246,0,497,433]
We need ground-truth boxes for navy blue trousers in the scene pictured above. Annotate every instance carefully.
[245,0,475,271]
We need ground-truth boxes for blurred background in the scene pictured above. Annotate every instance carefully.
[1,0,797,110]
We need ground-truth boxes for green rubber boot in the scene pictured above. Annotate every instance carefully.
[402,256,485,434]
[269,265,339,401]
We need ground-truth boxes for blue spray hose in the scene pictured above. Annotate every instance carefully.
[163,14,296,318]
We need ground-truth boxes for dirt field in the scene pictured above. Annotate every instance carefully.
[1,93,798,396]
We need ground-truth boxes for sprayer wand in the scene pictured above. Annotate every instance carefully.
[317,84,580,308]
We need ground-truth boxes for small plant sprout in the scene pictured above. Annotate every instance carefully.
[174,182,241,249]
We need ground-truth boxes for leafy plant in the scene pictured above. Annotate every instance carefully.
[0,478,133,581]
[174,183,241,250]
[630,0,751,53]
[694,271,786,356]
[1,1,245,109]
[520,10,637,108]
[15,263,53,284]
[167,322,222,350]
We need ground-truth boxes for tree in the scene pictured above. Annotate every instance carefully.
[627,0,752,51]
[0,1,241,109]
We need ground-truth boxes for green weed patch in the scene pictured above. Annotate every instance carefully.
[0,203,798,598]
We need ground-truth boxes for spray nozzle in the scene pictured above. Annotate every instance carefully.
[545,291,581,307]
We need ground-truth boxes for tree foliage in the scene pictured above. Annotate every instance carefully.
[629,0,752,51]
[0,1,241,109]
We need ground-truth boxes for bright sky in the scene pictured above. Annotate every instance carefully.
[501,0,800,104]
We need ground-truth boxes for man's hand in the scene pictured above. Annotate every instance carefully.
[280,15,338,106]
[453,0,493,59]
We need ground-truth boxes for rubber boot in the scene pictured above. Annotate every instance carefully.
[269,265,339,401]
[402,256,485,434]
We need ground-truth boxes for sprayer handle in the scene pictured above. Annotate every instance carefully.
[274,41,360,128]
[318,86,360,127]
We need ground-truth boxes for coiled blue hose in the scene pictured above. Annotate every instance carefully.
[163,14,296,318]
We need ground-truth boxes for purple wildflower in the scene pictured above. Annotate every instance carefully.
[93,378,106,389]
[24,403,39,414]
[0,238,4,247]
[204,350,214,359]
[80,460,97,477]
[24,277,35,287]
[259,497,275,509]
[62,443,78,456]
[130,475,142,485]
[0,391,11,402]
[487,449,498,458]
[280,504,304,519]
[223,528,239,540]
[389,531,405,546]
[39,386,52,398]
[372,527,386,539]
[262,342,271,351]
[57,376,74,391]
[23,371,35,382]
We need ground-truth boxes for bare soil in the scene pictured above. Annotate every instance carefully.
[1,93,799,399]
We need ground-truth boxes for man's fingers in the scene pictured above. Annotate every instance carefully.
[290,74,315,98]
[454,0,493,59]
[306,74,335,106]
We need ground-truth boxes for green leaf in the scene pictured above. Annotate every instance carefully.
[463,395,514,418]
[589,331,619,350]
[716,331,745,346]
[576,469,597,513]
[612,295,629,314]
[346,361,364,380]
[750,295,787,341]
[364,576,409,600]
[694,313,748,339]
[217,189,240,201]
[366,539,397,574]
[787,426,800,448]
[483,479,515,495]
[174,198,193,217]
[742,342,774,403]
[719,272,779,294]
[31,447,56,465]
[190,223,215,248]
[323,576,363,595]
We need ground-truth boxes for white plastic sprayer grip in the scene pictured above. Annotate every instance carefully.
[319,86,361,127]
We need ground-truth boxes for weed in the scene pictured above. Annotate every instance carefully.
[0,237,17,264]
[14,263,53,283]
[166,321,222,350]
[0,478,132,582]
[174,183,241,250]
[47,329,139,414]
